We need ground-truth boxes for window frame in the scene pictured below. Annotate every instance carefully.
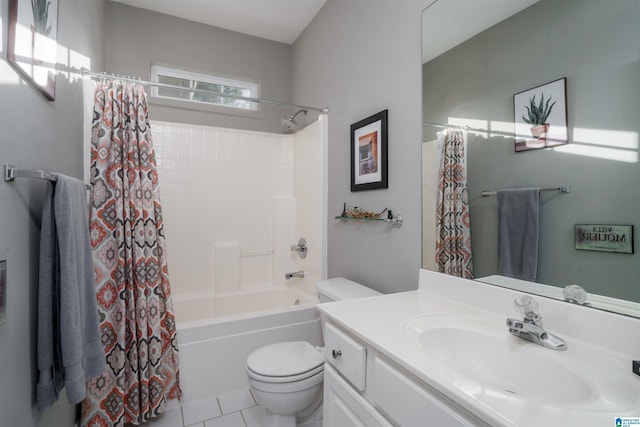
[150,65,259,111]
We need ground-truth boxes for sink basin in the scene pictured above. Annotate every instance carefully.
[418,327,592,404]
[402,314,640,411]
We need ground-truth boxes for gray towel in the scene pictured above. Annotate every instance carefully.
[37,174,106,409]
[497,188,540,281]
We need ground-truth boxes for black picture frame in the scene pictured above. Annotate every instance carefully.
[513,77,568,152]
[7,0,59,100]
[350,110,388,191]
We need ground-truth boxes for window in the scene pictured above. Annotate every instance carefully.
[150,65,259,111]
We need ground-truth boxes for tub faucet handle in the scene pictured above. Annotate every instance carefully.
[290,238,307,259]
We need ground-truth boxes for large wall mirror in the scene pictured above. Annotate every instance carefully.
[422,0,640,317]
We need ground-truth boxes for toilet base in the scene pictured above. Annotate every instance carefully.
[262,410,296,427]
[298,400,323,427]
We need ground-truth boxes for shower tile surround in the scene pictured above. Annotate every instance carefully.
[152,120,324,318]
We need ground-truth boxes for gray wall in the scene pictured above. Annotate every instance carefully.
[105,2,294,134]
[292,0,432,294]
[422,0,640,301]
[0,0,105,425]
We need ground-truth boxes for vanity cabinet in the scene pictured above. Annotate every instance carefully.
[324,364,393,427]
[323,321,490,427]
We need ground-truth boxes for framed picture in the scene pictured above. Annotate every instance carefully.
[7,0,59,100]
[351,110,388,191]
[513,77,567,152]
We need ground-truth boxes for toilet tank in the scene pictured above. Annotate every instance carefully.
[317,278,381,303]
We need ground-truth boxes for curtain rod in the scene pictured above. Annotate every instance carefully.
[481,186,571,197]
[81,69,329,114]
[422,121,528,139]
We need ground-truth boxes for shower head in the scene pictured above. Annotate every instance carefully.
[281,109,307,130]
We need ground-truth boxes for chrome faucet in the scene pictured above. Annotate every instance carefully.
[506,295,567,351]
[290,238,307,259]
[285,270,305,280]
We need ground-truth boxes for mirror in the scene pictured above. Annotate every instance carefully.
[421,0,640,316]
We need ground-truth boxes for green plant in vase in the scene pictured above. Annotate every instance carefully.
[522,93,556,140]
[31,0,52,36]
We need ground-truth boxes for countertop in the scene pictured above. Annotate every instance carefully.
[317,270,640,427]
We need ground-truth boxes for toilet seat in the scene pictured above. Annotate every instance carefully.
[246,341,324,383]
[248,363,323,383]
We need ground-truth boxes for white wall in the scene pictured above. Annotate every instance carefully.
[153,119,325,308]
[0,0,105,425]
[292,115,328,284]
[291,0,434,293]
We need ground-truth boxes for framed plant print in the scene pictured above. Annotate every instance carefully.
[351,110,388,191]
[7,0,59,100]
[514,77,567,152]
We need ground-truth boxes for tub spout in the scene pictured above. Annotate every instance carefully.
[285,270,305,280]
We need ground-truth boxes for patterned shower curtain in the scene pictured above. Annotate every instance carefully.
[82,81,181,426]
[434,129,474,279]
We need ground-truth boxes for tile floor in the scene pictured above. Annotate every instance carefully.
[147,387,264,427]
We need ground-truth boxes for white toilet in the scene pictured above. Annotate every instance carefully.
[246,278,381,427]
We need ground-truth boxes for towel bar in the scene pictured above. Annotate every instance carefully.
[481,186,571,197]
[4,164,91,190]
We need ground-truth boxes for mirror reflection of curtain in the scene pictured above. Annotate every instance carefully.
[435,130,474,279]
[82,81,181,425]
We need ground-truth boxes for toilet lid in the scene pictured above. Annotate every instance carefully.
[247,341,324,377]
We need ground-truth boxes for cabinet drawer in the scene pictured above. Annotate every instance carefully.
[372,358,481,427]
[324,323,367,391]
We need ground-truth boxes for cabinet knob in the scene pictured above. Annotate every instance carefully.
[332,349,342,359]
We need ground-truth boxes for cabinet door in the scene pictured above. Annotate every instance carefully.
[323,364,392,427]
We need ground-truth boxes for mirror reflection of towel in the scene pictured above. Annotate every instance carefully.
[497,188,540,281]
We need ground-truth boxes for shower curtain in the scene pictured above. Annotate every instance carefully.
[82,80,180,426]
[434,129,474,279]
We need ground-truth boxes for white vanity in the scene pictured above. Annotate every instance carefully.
[317,269,640,426]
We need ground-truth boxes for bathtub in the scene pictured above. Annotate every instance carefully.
[175,286,323,404]
[173,286,318,327]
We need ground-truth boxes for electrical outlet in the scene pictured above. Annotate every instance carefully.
[0,260,6,326]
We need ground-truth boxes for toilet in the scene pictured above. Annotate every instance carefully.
[246,278,381,427]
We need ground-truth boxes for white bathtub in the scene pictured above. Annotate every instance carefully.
[173,286,318,327]
[175,287,323,404]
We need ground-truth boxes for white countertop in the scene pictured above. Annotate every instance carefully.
[317,270,640,427]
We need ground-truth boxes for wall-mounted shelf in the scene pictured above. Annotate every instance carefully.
[334,204,403,228]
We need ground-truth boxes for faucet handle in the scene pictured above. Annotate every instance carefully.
[563,284,587,305]
[514,295,540,320]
